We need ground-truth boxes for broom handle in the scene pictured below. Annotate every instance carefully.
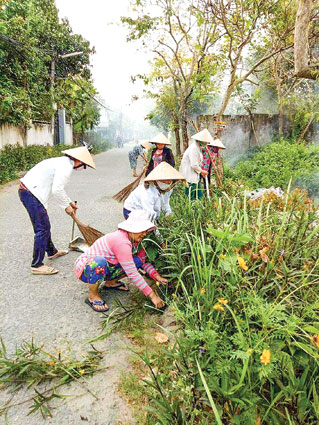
[71,201,77,240]
[205,176,210,199]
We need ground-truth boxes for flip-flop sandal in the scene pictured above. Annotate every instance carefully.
[101,281,130,292]
[48,250,68,260]
[31,265,59,275]
[85,298,109,312]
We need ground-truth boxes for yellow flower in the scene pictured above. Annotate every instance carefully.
[200,288,206,294]
[197,255,201,261]
[213,303,225,311]
[220,253,226,259]
[311,335,319,348]
[260,349,271,365]
[237,256,248,271]
[156,281,160,286]
[79,369,85,375]
[247,348,253,355]
[172,293,177,298]
[217,297,228,305]
[276,273,283,279]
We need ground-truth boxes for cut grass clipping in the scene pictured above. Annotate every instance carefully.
[0,338,103,418]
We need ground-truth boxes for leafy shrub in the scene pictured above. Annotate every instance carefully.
[234,140,319,191]
[0,143,69,185]
[138,185,319,424]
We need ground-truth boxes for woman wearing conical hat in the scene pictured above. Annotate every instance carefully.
[123,162,185,220]
[179,128,215,200]
[128,140,149,177]
[200,133,226,187]
[18,146,95,275]
[145,133,175,176]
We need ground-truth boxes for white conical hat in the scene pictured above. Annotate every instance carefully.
[62,146,96,169]
[151,133,171,145]
[140,140,150,150]
[144,161,185,181]
[209,137,226,149]
[191,128,214,144]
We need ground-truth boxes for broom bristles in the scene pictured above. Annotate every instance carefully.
[72,214,104,246]
[113,169,146,203]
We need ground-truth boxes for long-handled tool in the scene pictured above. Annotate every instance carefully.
[68,201,91,253]
[205,176,210,199]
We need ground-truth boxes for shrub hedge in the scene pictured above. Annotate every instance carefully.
[234,140,319,195]
[0,138,113,185]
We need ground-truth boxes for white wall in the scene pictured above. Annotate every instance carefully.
[0,122,73,149]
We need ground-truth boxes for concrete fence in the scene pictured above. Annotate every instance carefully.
[0,121,73,150]
[197,113,319,164]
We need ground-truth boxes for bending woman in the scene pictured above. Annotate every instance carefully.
[123,162,185,220]
[128,140,149,177]
[74,210,167,312]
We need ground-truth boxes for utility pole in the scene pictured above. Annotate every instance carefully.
[50,51,83,144]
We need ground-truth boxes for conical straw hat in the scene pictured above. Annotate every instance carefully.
[62,146,96,169]
[151,133,171,145]
[144,161,185,181]
[140,140,150,150]
[209,137,226,149]
[191,128,214,144]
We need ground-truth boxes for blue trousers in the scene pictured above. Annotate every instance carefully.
[80,255,143,284]
[19,188,57,267]
[123,207,131,219]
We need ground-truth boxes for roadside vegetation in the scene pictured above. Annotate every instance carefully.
[118,181,319,424]
[234,139,319,196]
[0,139,113,185]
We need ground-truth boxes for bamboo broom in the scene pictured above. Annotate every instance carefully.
[113,167,147,203]
[71,214,104,246]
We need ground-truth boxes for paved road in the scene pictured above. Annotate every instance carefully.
[0,146,145,425]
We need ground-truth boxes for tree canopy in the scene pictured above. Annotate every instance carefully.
[0,0,100,132]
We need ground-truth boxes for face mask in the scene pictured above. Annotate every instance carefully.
[73,164,86,171]
[157,182,171,190]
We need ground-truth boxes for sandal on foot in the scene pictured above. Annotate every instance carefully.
[101,280,130,292]
[85,298,109,312]
[48,250,68,260]
[31,265,59,275]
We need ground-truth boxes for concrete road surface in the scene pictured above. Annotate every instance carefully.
[0,146,147,425]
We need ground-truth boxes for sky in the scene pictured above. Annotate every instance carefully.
[55,0,153,124]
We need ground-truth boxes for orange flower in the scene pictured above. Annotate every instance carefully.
[237,256,248,271]
[311,335,319,348]
[217,297,228,305]
[260,349,271,365]
[200,288,206,294]
[213,303,225,311]
[49,361,55,366]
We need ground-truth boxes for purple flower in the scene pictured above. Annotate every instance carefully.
[280,250,285,256]
[200,347,206,354]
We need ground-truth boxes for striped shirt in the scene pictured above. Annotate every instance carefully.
[74,230,159,296]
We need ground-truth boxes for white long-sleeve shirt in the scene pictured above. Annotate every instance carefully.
[124,184,171,220]
[179,141,203,184]
[21,156,73,209]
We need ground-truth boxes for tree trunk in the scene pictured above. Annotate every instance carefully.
[294,0,319,79]
[297,114,315,143]
[172,113,181,156]
[180,107,189,152]
[217,82,235,118]
[174,128,181,156]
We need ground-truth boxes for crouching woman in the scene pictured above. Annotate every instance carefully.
[73,210,167,312]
